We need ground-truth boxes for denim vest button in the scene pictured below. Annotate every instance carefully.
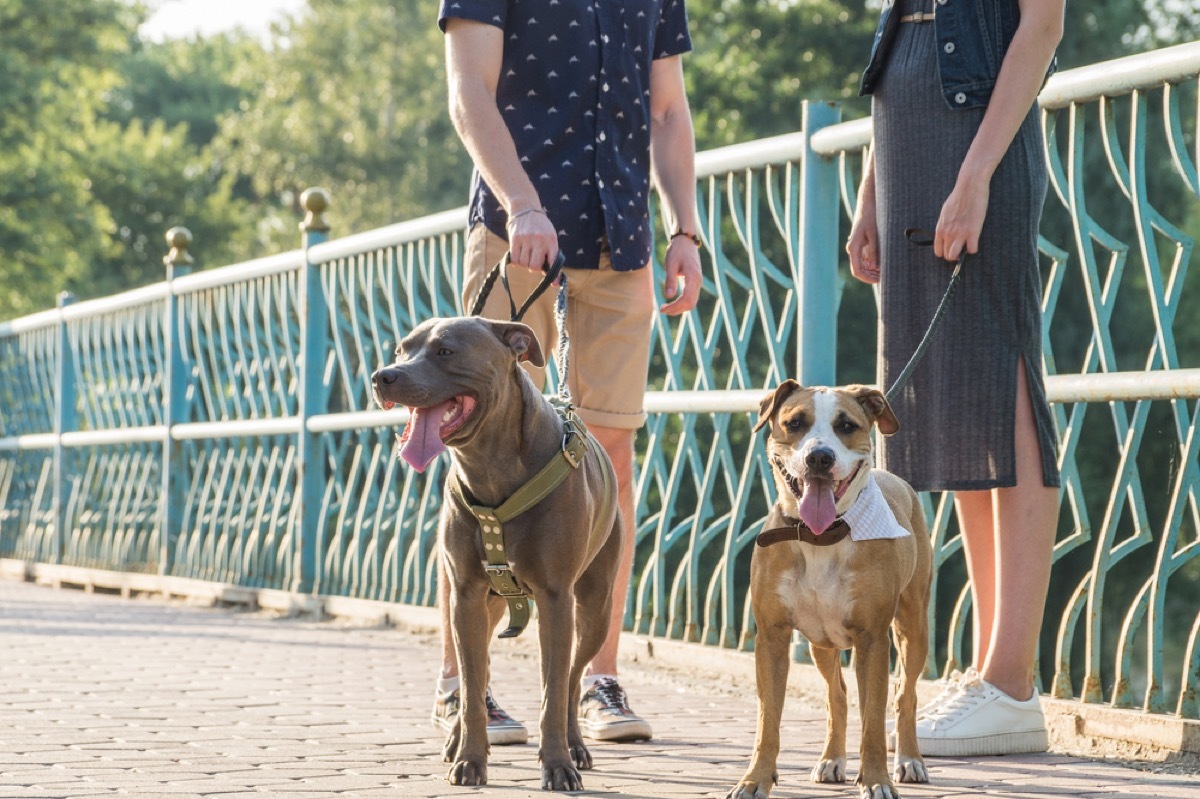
[955,92,967,104]
[944,42,956,54]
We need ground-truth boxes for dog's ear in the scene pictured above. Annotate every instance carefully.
[489,321,546,367]
[846,385,899,435]
[753,379,801,433]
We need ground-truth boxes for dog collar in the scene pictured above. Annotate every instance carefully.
[756,513,850,547]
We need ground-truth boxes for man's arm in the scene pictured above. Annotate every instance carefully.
[649,55,702,315]
[445,19,557,271]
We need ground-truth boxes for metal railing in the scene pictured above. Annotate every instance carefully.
[2,43,1199,720]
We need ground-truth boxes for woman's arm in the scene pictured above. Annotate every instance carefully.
[847,144,879,284]
[935,0,1066,262]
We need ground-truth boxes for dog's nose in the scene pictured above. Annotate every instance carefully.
[372,367,397,386]
[805,447,835,472]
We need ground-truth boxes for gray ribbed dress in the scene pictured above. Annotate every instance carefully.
[873,0,1060,492]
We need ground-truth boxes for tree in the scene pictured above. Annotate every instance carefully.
[0,0,135,318]
[684,0,877,149]
[211,0,470,251]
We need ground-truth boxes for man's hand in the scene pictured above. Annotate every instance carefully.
[507,208,558,274]
[660,237,702,315]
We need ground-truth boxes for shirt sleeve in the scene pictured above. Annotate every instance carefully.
[653,0,693,59]
[437,0,507,33]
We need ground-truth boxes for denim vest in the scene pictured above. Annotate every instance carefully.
[858,0,1054,110]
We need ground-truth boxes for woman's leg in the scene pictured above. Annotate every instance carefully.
[980,356,1059,700]
[953,489,995,667]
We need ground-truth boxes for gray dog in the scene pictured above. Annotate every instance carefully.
[371,316,623,791]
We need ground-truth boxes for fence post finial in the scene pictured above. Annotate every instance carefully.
[300,187,331,234]
[163,227,194,273]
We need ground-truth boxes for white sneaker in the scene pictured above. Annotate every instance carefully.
[915,674,1048,756]
[885,667,977,750]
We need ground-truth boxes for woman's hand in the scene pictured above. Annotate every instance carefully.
[847,190,880,285]
[934,177,990,263]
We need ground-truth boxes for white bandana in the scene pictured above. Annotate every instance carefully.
[843,473,911,541]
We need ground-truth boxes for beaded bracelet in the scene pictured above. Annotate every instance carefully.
[670,228,702,248]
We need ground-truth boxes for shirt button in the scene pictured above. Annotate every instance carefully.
[944,42,955,54]
[937,0,947,5]
[599,131,607,142]
[955,92,967,104]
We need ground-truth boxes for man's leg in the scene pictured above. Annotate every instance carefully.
[563,262,656,743]
[581,425,636,677]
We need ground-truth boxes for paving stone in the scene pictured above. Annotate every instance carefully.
[2,579,1197,798]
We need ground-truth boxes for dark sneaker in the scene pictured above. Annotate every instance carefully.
[579,677,653,742]
[432,687,529,745]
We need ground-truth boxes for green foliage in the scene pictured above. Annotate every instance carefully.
[685,0,877,148]
[107,34,261,147]
[0,0,133,318]
[0,0,254,319]
[210,0,469,255]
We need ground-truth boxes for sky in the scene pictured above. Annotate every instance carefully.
[139,0,307,42]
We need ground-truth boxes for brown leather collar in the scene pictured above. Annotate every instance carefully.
[756,511,851,547]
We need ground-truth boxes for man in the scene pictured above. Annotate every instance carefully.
[434,0,702,744]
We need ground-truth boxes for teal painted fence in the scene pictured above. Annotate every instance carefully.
[2,44,1199,719]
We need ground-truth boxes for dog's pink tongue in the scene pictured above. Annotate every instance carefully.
[798,478,838,535]
[399,401,454,473]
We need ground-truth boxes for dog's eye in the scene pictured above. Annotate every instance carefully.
[437,347,454,357]
[837,420,859,435]
[784,417,806,432]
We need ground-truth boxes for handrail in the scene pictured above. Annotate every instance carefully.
[4,369,1197,452]
[808,41,1200,156]
[1038,41,1200,110]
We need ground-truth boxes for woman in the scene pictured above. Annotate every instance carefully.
[847,0,1066,757]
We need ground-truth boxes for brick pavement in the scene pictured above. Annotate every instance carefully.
[1,580,1195,799]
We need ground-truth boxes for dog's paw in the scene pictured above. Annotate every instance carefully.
[569,741,593,770]
[440,725,462,763]
[811,757,847,783]
[727,779,772,799]
[541,762,584,791]
[894,753,928,783]
[856,777,900,799]
[447,757,487,786]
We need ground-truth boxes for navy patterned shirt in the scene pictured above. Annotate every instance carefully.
[438,0,692,271]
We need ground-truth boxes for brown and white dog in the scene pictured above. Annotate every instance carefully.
[729,381,933,799]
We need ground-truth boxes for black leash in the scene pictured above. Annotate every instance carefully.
[884,228,965,403]
[468,251,566,322]
[468,250,574,403]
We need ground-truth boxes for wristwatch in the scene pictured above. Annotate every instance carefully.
[670,228,702,248]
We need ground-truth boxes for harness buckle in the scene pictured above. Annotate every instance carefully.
[562,434,582,468]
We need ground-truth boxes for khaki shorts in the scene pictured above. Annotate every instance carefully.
[462,224,655,430]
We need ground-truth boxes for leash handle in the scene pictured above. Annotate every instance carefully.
[466,249,575,404]
[884,229,965,403]
[467,251,566,322]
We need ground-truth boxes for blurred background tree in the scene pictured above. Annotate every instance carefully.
[0,0,1192,318]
